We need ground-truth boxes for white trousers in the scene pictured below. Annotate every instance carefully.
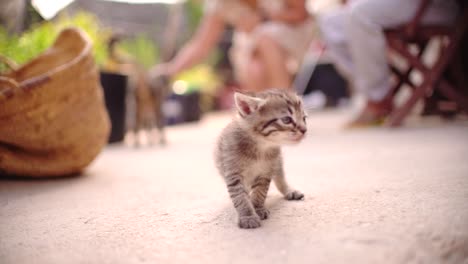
[318,0,458,101]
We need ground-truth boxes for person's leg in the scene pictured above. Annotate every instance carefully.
[237,55,268,92]
[344,0,457,126]
[318,8,354,79]
[255,34,291,89]
[229,31,269,92]
[347,0,411,103]
[347,0,458,103]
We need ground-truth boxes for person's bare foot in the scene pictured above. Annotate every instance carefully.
[346,97,393,128]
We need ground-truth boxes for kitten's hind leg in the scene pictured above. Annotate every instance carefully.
[274,172,304,201]
[155,100,167,146]
[225,174,261,228]
[250,176,271,220]
[157,124,167,146]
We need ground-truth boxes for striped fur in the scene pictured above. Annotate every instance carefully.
[215,89,307,229]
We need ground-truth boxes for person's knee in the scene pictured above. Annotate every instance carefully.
[348,0,377,19]
[344,2,380,36]
[318,10,348,46]
[255,33,278,52]
[237,56,263,79]
[347,0,388,29]
[248,57,264,76]
[347,1,367,25]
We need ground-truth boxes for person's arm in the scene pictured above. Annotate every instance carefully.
[164,12,225,76]
[267,0,309,25]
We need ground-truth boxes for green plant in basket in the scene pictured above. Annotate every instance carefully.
[0,11,111,73]
[55,12,112,66]
[0,22,55,72]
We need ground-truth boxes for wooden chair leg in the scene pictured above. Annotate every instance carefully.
[438,79,468,111]
[386,29,467,126]
[387,50,453,126]
[387,77,433,127]
[387,42,427,103]
[390,65,416,90]
[450,54,468,97]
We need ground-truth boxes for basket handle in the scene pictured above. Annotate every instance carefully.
[0,76,21,101]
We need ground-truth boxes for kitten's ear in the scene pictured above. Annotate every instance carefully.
[234,92,265,116]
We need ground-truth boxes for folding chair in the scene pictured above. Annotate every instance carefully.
[384,0,468,127]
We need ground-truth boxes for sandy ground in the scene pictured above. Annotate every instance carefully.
[1,110,468,264]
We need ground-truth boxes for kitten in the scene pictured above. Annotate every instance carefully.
[128,71,169,146]
[215,89,307,229]
[107,35,169,146]
[146,72,170,145]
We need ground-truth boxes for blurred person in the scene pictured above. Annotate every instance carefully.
[152,0,260,80]
[150,0,315,92]
[234,0,315,91]
[317,0,459,127]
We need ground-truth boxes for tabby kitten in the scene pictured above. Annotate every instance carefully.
[215,89,307,229]
[128,71,169,146]
[107,35,169,146]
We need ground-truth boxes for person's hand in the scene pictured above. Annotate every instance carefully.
[149,63,170,78]
[147,63,171,89]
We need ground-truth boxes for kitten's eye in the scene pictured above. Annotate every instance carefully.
[281,116,293,124]
[303,116,307,122]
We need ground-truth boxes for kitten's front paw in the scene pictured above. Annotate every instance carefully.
[255,207,270,220]
[285,190,304,201]
[238,215,261,229]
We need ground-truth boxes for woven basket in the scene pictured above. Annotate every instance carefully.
[0,27,110,177]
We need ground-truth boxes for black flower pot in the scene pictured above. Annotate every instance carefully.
[100,71,127,143]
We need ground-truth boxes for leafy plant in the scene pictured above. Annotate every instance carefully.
[117,34,160,69]
[173,64,221,93]
[55,11,112,66]
[0,22,55,72]
[0,11,111,72]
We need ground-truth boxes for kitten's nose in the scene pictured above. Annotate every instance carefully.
[298,126,307,134]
